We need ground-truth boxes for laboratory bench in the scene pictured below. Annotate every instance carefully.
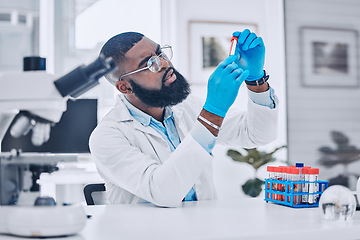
[0,198,359,240]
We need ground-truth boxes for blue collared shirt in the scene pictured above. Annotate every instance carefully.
[123,100,180,152]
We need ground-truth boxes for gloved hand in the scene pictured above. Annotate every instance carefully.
[203,55,249,117]
[233,29,265,81]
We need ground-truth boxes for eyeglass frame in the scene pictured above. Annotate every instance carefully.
[118,44,173,81]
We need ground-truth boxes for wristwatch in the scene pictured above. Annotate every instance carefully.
[245,70,269,86]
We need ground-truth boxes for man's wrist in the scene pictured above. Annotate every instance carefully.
[246,70,269,93]
[198,109,224,137]
[245,70,268,85]
[247,82,269,93]
[198,115,221,130]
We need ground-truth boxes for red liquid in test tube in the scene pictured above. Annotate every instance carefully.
[229,36,238,56]
[266,166,274,199]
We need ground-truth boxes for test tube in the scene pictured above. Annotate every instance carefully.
[313,168,320,202]
[295,163,304,203]
[272,167,279,200]
[296,163,304,184]
[290,168,300,205]
[308,168,319,204]
[278,166,286,201]
[266,166,274,200]
[286,167,292,203]
[273,166,286,201]
[229,36,238,56]
[295,163,304,172]
[288,168,295,204]
[301,167,311,204]
[276,167,281,201]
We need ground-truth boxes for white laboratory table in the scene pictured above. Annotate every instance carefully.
[0,198,359,240]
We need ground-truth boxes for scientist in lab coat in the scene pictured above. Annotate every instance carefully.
[89,29,278,207]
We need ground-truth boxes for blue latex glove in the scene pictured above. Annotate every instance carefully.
[203,55,249,117]
[233,29,265,81]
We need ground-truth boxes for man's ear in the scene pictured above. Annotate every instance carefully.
[116,80,133,94]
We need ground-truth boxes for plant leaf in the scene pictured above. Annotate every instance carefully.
[241,178,265,197]
[227,146,287,169]
[269,145,286,155]
[227,149,242,158]
[227,149,252,164]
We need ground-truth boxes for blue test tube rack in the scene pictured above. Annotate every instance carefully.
[264,179,329,208]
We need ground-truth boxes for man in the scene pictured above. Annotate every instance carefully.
[89,29,278,207]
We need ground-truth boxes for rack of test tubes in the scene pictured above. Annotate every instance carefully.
[264,163,329,208]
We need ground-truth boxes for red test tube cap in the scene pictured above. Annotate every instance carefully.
[309,168,319,174]
[267,166,274,172]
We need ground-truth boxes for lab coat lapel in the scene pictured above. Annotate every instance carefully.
[172,108,187,141]
[114,94,164,140]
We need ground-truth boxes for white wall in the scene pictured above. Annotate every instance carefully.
[161,0,287,198]
[285,0,360,189]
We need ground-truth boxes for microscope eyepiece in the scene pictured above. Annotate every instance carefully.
[54,54,116,98]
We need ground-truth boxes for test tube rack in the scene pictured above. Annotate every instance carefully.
[264,179,329,208]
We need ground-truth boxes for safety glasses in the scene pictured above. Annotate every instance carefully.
[119,45,173,80]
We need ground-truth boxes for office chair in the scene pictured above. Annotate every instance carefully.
[83,183,108,205]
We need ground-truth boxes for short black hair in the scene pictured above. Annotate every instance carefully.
[100,32,144,85]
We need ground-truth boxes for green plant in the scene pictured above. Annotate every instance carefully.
[227,146,287,197]
[318,131,360,187]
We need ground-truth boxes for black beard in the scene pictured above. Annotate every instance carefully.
[128,68,191,108]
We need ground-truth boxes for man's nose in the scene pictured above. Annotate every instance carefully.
[160,57,170,71]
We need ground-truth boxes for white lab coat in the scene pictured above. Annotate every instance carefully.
[89,93,278,207]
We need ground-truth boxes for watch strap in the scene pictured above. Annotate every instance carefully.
[245,70,269,86]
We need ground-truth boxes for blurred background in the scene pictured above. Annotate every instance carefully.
[0,0,359,203]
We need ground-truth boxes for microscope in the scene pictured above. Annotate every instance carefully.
[0,55,116,237]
